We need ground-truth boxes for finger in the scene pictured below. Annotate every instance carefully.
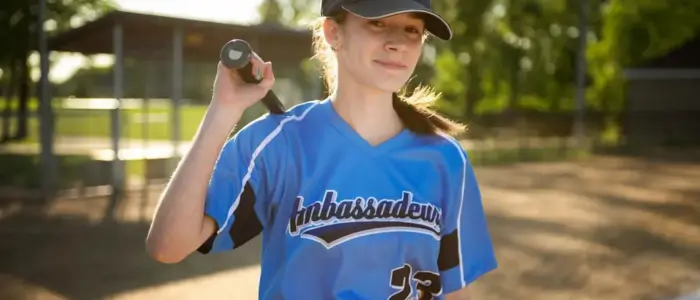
[250,55,264,81]
[258,61,275,89]
[251,51,263,64]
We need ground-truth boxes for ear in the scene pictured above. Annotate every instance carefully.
[322,18,342,50]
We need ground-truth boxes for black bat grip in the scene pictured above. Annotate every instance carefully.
[219,39,285,114]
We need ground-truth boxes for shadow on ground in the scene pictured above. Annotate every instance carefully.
[0,150,699,300]
[0,187,263,300]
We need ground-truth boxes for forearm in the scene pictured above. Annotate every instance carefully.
[146,105,242,263]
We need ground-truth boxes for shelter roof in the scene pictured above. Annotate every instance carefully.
[48,10,313,63]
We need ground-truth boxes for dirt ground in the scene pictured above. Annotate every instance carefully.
[0,153,699,300]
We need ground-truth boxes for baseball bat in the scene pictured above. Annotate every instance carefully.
[219,39,286,114]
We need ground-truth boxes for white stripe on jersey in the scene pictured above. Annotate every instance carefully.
[218,103,320,235]
[437,132,468,288]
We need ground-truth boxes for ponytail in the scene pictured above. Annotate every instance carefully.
[311,13,466,137]
[392,92,464,136]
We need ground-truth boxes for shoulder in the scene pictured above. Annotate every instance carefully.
[227,100,324,152]
[238,100,322,134]
[282,100,325,119]
[414,132,470,173]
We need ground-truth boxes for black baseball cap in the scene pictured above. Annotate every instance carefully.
[321,0,453,40]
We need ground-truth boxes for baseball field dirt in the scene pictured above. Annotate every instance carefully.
[1,154,698,300]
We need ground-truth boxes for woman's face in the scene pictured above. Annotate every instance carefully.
[329,12,426,93]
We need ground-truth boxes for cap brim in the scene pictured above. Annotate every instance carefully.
[341,0,453,40]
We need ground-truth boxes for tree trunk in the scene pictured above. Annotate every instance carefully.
[11,2,31,142]
[549,89,561,111]
[507,54,520,114]
[464,52,482,120]
[14,55,30,141]
[1,61,18,143]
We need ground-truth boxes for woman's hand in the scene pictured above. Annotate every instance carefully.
[211,55,275,120]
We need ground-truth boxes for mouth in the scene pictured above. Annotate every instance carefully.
[373,60,407,70]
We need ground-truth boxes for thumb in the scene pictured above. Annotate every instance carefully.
[257,61,275,90]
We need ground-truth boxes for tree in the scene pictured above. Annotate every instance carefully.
[432,0,497,118]
[588,0,700,113]
[432,0,700,121]
[0,0,115,143]
[259,0,285,24]
[258,0,319,26]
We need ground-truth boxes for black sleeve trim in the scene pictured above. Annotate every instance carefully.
[197,182,263,254]
[197,229,217,254]
[438,229,460,271]
[229,182,263,249]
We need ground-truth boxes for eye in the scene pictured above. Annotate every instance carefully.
[406,26,422,34]
[368,20,385,27]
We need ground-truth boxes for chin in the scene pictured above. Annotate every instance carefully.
[366,75,411,94]
[376,83,407,94]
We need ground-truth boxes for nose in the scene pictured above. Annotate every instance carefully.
[383,28,409,52]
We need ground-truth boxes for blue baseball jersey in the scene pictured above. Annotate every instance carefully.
[197,99,497,299]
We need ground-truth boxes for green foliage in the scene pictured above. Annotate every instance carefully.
[432,50,466,113]
[259,0,320,26]
[0,0,115,64]
[259,0,285,23]
[0,0,116,142]
[427,0,700,120]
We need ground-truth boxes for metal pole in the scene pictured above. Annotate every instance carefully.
[112,23,124,195]
[141,62,151,199]
[574,0,588,147]
[171,27,183,170]
[38,0,56,198]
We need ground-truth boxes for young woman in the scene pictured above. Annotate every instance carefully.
[146,0,497,299]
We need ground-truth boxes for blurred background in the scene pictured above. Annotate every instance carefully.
[0,0,699,299]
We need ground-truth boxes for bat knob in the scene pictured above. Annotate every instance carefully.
[220,39,252,70]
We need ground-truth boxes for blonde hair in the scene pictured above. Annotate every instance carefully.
[310,12,466,136]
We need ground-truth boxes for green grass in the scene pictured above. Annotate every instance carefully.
[0,153,93,189]
[0,99,269,190]
[18,106,209,142]
[0,97,42,111]
[2,99,270,143]
[0,152,175,189]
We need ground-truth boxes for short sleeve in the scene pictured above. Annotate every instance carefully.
[438,148,497,294]
[197,116,282,255]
